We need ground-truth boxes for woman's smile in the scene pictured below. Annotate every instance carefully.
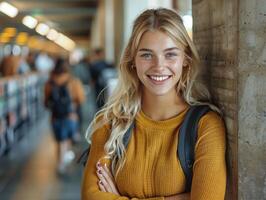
[147,74,173,85]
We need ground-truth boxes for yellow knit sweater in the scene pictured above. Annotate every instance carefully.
[82,108,226,200]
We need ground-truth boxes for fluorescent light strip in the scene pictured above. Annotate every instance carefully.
[22,16,38,29]
[47,29,59,41]
[54,33,75,51]
[0,2,18,18]
[36,23,50,36]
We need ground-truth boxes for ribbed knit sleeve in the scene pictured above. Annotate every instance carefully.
[81,125,164,200]
[81,109,227,200]
[191,111,227,200]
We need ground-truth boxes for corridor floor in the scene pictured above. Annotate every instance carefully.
[0,115,87,200]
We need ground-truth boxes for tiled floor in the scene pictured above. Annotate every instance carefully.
[0,115,87,200]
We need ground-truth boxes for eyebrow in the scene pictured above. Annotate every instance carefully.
[138,47,180,52]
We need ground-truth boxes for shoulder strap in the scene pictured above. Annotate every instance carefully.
[122,123,135,149]
[178,105,210,192]
[77,123,135,166]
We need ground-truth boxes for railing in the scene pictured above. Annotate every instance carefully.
[0,72,48,156]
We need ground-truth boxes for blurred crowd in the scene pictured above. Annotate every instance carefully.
[0,47,117,174]
[0,48,117,109]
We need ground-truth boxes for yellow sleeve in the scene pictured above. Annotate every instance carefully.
[191,111,227,200]
[81,125,164,200]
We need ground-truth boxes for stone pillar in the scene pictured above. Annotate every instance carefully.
[90,0,105,49]
[113,0,124,66]
[104,0,115,63]
[238,0,266,199]
[193,0,266,199]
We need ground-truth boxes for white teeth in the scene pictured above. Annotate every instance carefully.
[149,75,170,82]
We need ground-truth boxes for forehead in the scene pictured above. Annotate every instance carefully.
[137,30,183,50]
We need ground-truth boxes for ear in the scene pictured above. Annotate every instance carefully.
[183,59,188,67]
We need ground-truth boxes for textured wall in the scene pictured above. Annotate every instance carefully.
[193,0,266,199]
[192,0,238,199]
[238,0,266,199]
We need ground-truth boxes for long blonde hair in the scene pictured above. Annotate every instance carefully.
[86,8,220,177]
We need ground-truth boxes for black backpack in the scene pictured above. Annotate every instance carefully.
[48,80,73,119]
[78,105,210,192]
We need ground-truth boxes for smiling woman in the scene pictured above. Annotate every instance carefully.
[135,31,185,97]
[82,8,226,200]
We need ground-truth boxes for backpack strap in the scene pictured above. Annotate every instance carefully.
[122,122,135,148]
[77,123,135,166]
[178,105,210,192]
[77,146,90,166]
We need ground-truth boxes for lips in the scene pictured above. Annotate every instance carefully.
[147,75,172,84]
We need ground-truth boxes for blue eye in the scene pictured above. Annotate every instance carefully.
[140,53,153,59]
[165,52,177,58]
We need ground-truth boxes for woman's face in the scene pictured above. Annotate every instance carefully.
[134,30,186,97]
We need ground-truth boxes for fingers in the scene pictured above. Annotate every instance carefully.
[96,162,119,195]
[96,164,115,193]
[98,180,106,192]
[103,164,114,181]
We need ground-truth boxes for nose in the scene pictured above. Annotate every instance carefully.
[153,55,165,69]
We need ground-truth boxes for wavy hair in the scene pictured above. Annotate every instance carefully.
[85,8,220,178]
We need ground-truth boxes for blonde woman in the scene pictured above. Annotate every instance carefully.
[82,8,226,200]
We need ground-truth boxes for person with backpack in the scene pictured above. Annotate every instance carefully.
[45,58,85,174]
[89,48,114,110]
[81,8,226,200]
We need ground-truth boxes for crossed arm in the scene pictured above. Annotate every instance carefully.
[95,161,190,200]
[82,112,226,200]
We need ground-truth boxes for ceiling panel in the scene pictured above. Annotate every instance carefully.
[0,0,98,48]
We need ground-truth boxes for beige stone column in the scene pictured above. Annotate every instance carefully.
[193,0,266,199]
[90,0,105,49]
[238,0,266,199]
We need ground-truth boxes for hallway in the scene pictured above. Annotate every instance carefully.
[0,113,87,200]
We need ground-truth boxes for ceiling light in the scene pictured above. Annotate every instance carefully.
[47,29,59,41]
[36,23,49,36]
[54,33,75,51]
[0,2,18,18]
[3,27,17,37]
[22,16,38,29]
[16,32,28,44]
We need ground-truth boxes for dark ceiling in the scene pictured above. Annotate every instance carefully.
[0,0,98,44]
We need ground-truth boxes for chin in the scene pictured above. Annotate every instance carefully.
[149,89,173,97]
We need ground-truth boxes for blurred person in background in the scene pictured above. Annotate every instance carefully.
[26,51,38,71]
[71,57,92,85]
[71,56,92,140]
[0,55,30,77]
[45,58,85,174]
[35,52,55,73]
[89,48,113,110]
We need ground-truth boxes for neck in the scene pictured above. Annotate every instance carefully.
[141,90,188,121]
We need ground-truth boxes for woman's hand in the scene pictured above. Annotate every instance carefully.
[96,162,120,195]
